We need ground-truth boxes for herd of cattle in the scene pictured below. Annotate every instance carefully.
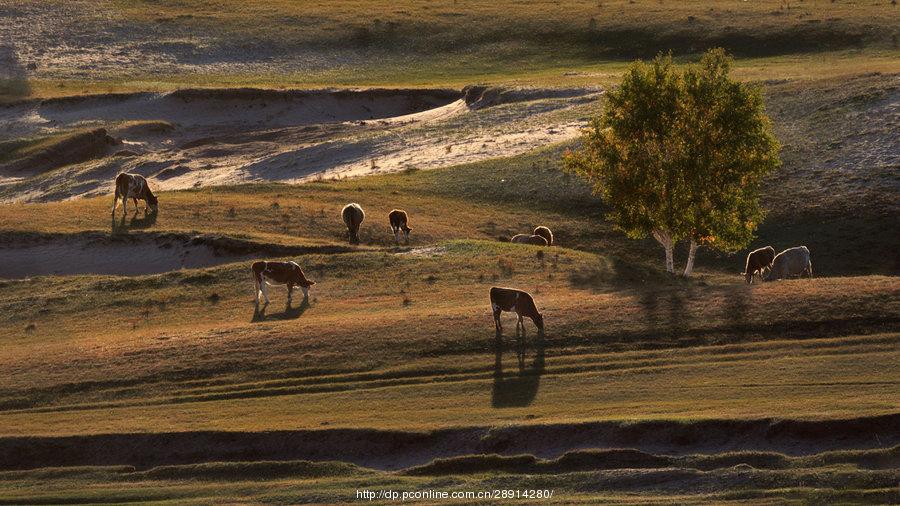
[743,245,813,284]
[111,172,814,335]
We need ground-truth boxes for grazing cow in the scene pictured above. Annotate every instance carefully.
[112,173,158,216]
[742,246,776,284]
[342,203,365,244]
[388,209,412,244]
[511,234,548,246]
[251,261,315,305]
[533,226,554,246]
[490,286,544,336]
[766,246,813,281]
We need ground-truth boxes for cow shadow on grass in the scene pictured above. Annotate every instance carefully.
[251,297,310,323]
[111,209,158,234]
[491,332,546,408]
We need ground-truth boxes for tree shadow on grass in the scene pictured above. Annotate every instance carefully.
[634,282,754,346]
[637,287,693,336]
[569,256,675,293]
[491,332,546,408]
[721,284,752,341]
[251,297,310,323]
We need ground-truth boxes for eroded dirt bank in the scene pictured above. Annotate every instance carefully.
[2,414,896,472]
[0,86,601,202]
[0,231,353,278]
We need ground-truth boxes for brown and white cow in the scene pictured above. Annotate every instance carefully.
[533,226,554,246]
[490,286,544,336]
[388,209,412,244]
[510,234,548,246]
[742,246,775,284]
[251,261,315,306]
[112,173,158,216]
[342,203,365,244]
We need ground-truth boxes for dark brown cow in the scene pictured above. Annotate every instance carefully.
[511,234,548,246]
[388,209,412,244]
[342,203,365,244]
[490,286,544,335]
[112,173,158,216]
[533,226,554,246]
[251,261,315,306]
[743,246,776,284]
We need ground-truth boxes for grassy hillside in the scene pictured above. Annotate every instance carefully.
[1,142,897,433]
[3,0,899,99]
[104,0,899,59]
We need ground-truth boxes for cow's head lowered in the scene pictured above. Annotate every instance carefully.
[532,311,545,333]
[397,223,412,243]
[289,261,316,297]
[145,189,159,213]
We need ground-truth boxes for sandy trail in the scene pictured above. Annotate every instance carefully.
[0,86,600,202]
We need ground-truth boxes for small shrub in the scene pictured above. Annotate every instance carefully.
[226,206,236,218]
[207,293,221,304]
[25,323,36,333]
[402,297,412,307]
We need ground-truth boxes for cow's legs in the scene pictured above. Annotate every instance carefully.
[516,314,525,340]
[492,305,502,334]
[260,280,270,305]
[253,270,262,305]
[301,285,310,300]
[286,283,294,304]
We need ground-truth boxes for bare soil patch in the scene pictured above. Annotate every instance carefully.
[0,231,352,278]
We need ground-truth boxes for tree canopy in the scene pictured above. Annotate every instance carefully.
[564,48,781,275]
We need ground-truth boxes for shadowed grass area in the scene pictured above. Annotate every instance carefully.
[0,445,897,504]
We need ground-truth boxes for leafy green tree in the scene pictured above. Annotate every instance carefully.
[564,49,780,276]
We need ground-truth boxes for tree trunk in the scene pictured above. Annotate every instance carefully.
[683,238,699,277]
[652,229,675,273]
